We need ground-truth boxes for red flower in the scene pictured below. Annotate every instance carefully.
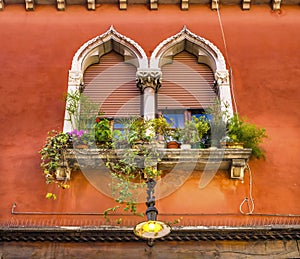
[96,117,101,123]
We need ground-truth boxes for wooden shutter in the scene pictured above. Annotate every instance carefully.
[83,51,140,117]
[158,51,216,110]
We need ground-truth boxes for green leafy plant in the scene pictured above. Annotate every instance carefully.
[227,114,268,159]
[205,100,229,147]
[180,120,199,145]
[122,117,154,147]
[149,116,172,143]
[104,116,163,218]
[39,130,72,189]
[65,90,99,130]
[94,117,112,148]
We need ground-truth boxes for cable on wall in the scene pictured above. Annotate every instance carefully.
[239,163,255,215]
[216,4,239,114]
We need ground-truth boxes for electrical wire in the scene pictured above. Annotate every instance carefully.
[239,163,255,215]
[216,4,239,114]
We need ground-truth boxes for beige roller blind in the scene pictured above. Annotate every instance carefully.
[83,51,140,117]
[158,51,216,110]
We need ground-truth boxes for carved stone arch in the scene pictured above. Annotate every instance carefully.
[150,26,233,117]
[150,26,226,72]
[64,26,148,132]
[70,25,148,87]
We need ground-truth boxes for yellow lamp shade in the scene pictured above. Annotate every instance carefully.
[134,220,171,239]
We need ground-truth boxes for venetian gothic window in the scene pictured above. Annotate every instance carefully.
[64,26,233,133]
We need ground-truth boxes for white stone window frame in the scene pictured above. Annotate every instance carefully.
[63,26,148,133]
[64,26,233,132]
[149,26,233,120]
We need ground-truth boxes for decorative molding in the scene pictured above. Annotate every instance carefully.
[71,26,147,72]
[211,0,218,10]
[57,0,65,10]
[68,71,83,87]
[119,0,127,10]
[151,26,226,71]
[150,0,158,10]
[0,0,4,10]
[242,0,251,10]
[272,0,281,10]
[25,0,34,11]
[181,0,189,10]
[87,0,95,10]
[215,70,229,85]
[136,70,162,92]
[231,159,246,180]
[2,225,300,242]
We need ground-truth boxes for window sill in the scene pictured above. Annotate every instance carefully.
[63,148,252,181]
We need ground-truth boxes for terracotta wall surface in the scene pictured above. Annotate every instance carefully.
[0,5,300,227]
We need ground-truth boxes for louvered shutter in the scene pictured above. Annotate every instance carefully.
[158,51,216,110]
[83,51,140,117]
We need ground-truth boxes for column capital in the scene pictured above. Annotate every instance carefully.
[215,70,229,85]
[136,69,162,93]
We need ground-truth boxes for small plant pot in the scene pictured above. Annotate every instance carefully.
[167,141,180,149]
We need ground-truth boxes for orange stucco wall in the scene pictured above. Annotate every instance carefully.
[0,5,300,227]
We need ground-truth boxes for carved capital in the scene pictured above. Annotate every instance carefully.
[215,70,229,85]
[69,70,83,88]
[136,70,162,93]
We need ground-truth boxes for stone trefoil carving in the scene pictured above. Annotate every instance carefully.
[136,70,162,93]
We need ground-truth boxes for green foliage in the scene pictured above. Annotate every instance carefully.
[39,130,71,188]
[227,114,268,159]
[149,116,173,142]
[179,116,210,145]
[105,117,163,217]
[205,100,228,147]
[45,192,57,200]
[124,117,154,146]
[94,118,112,148]
[193,116,210,140]
[65,90,99,130]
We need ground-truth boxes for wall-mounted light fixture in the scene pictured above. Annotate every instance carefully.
[134,178,171,241]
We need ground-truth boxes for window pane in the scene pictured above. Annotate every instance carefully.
[162,111,185,128]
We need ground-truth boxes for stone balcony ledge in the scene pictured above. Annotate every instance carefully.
[63,148,252,180]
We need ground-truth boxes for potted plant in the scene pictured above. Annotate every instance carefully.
[124,117,154,148]
[149,116,172,148]
[39,130,72,188]
[205,100,228,148]
[180,120,199,149]
[192,116,210,148]
[225,114,268,159]
[94,117,112,148]
[166,128,181,149]
[68,129,90,148]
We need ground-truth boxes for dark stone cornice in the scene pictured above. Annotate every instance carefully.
[1,225,300,242]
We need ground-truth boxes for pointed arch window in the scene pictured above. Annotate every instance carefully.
[63,26,147,133]
[147,27,234,128]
